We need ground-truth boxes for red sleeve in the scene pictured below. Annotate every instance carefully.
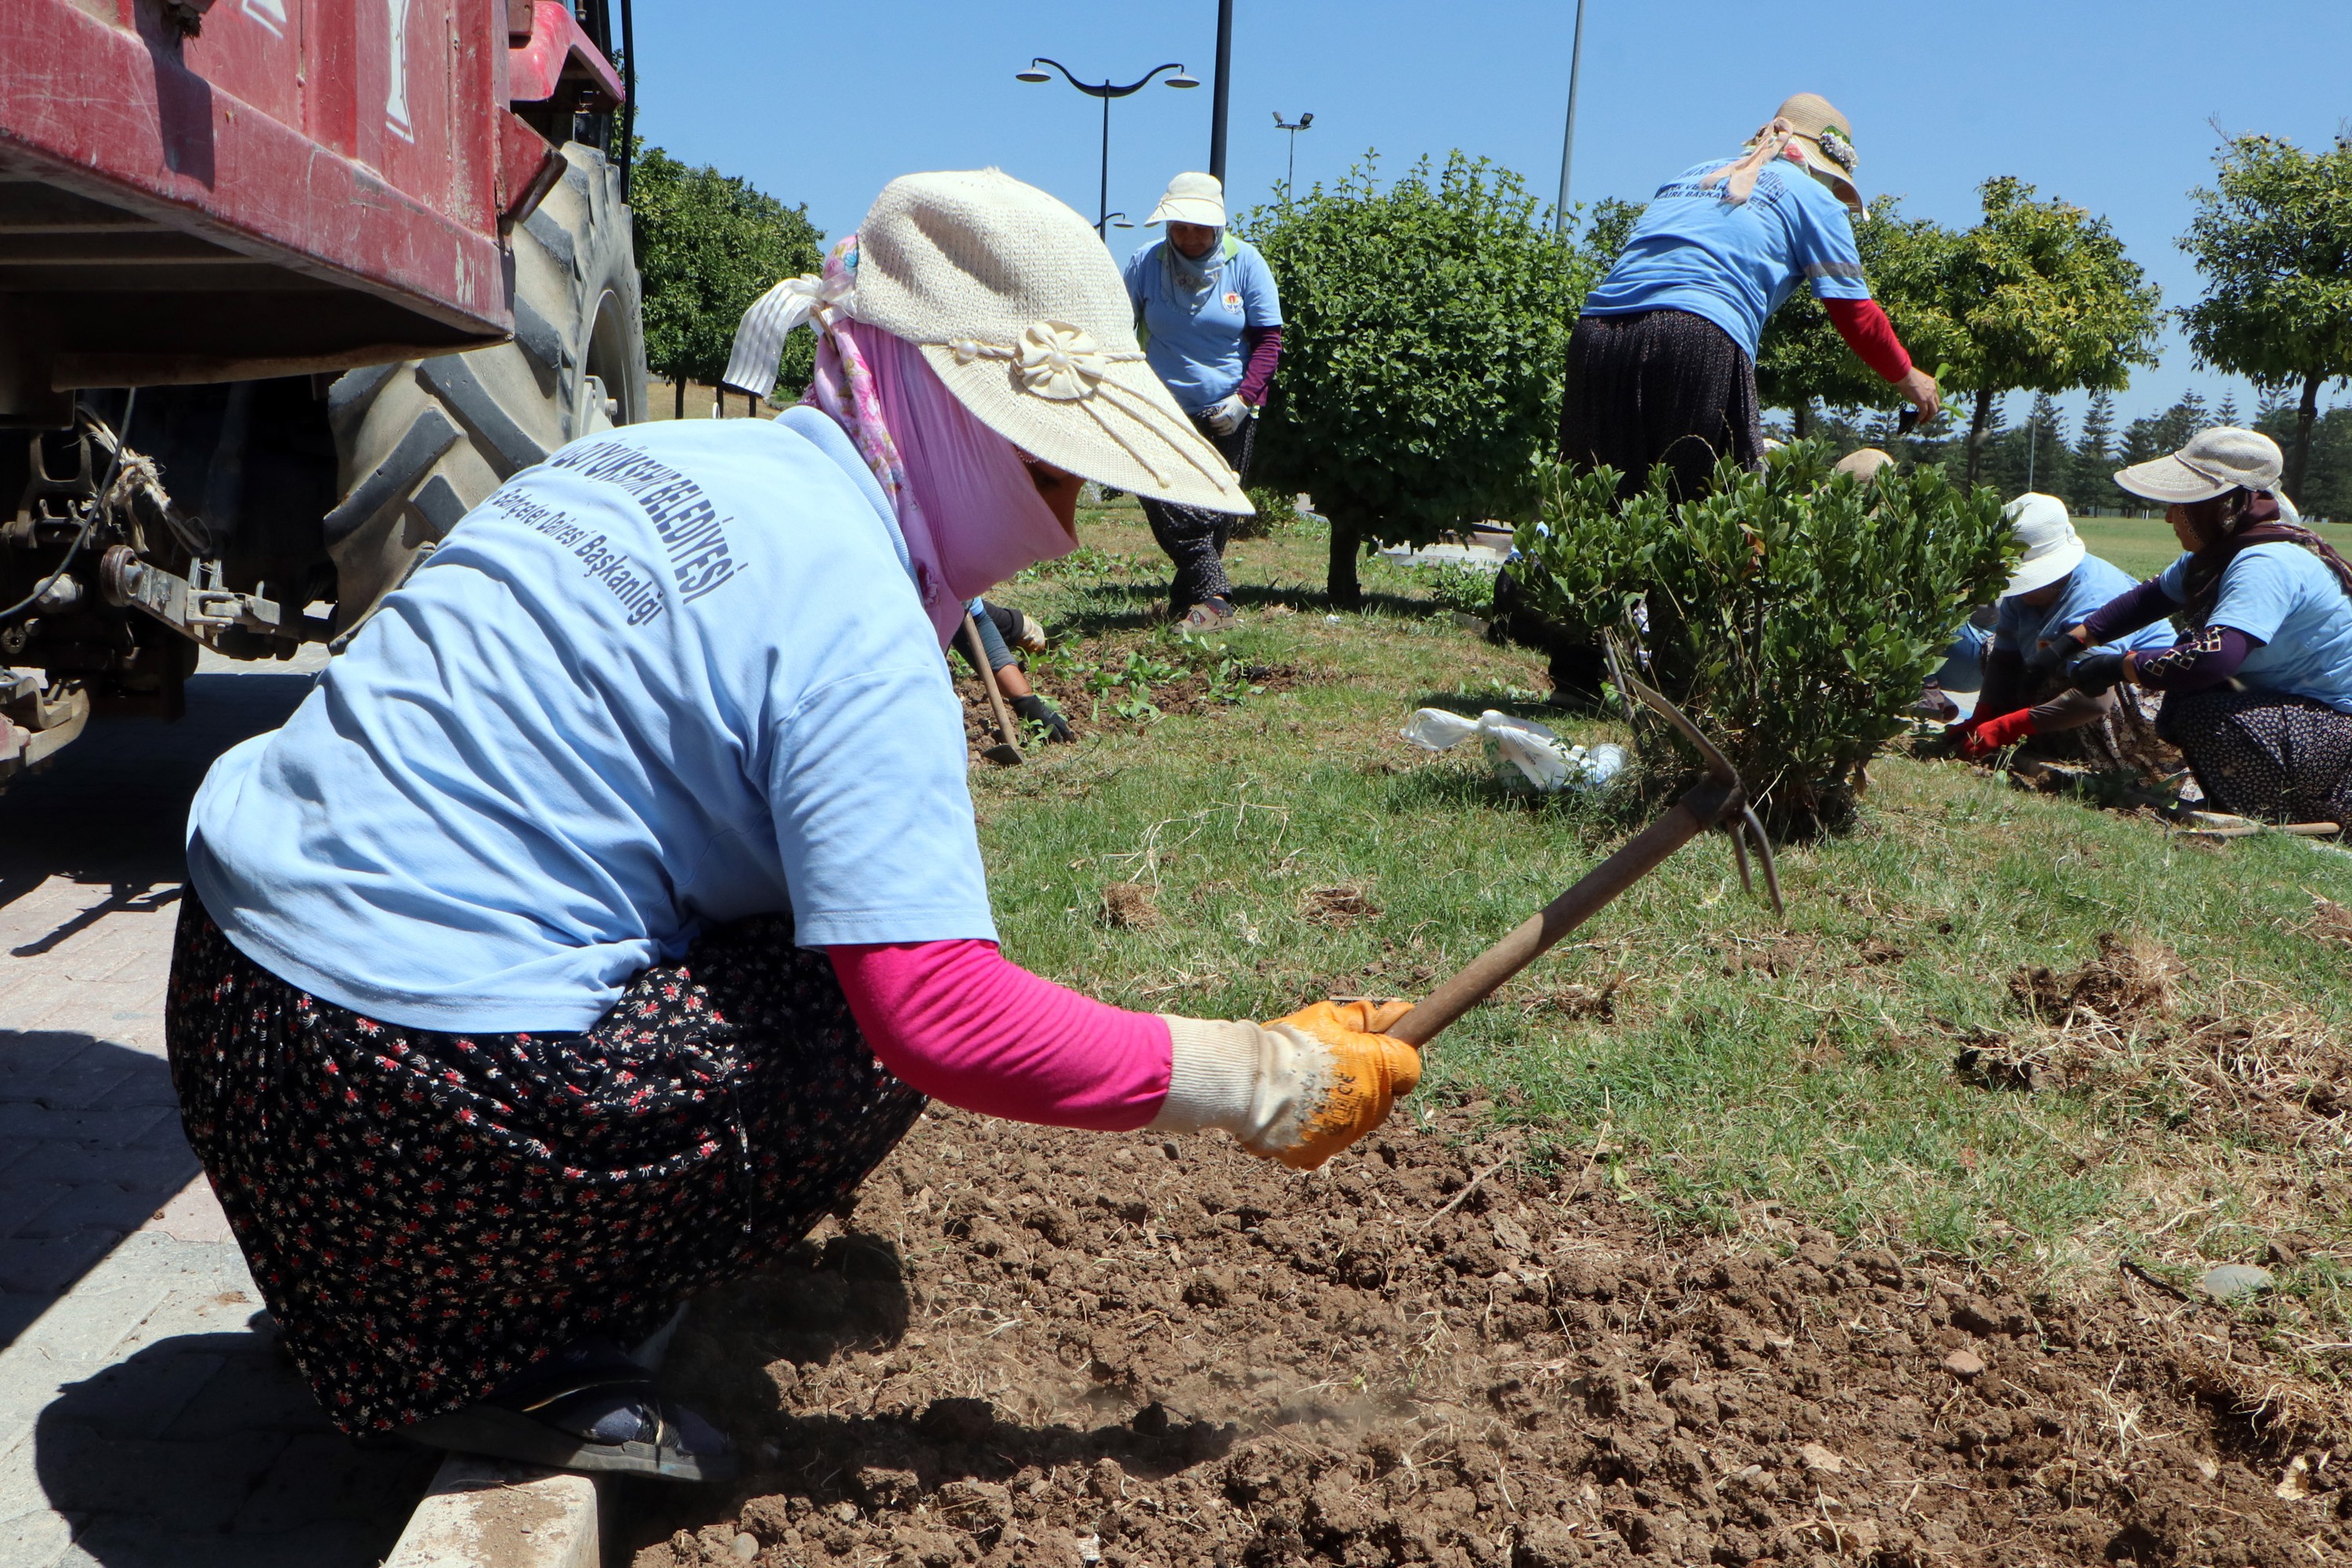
[827,939,1171,1131]
[1823,297,1911,383]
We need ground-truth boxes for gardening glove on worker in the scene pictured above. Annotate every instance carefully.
[1011,692,1075,743]
[1956,707,2035,760]
[2066,649,2128,697]
[1149,1000,1419,1170]
[1203,393,1252,437]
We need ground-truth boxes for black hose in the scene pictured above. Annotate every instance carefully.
[0,390,137,627]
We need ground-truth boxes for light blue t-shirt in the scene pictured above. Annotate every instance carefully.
[1994,554,2174,663]
[1123,236,1283,413]
[2154,542,2352,713]
[187,408,997,1034]
[1581,156,1872,360]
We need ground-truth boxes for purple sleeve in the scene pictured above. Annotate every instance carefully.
[1974,647,2026,727]
[1237,325,1283,407]
[2078,577,2179,646]
[2133,626,2257,693]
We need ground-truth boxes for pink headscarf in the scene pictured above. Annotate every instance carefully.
[799,238,1076,645]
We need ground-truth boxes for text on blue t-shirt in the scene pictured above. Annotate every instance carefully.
[1581,156,1871,360]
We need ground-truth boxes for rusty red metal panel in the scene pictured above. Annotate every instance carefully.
[506,0,624,107]
[0,0,508,338]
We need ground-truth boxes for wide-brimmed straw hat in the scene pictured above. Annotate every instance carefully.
[1760,93,1864,214]
[724,169,1248,515]
[2001,493,2085,598]
[2113,426,2284,506]
[1146,172,1227,228]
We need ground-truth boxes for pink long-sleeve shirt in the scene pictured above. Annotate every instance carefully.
[827,940,1171,1131]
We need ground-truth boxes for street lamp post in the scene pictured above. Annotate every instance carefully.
[1017,58,1199,238]
[1208,0,1235,185]
[1272,111,1313,201]
[1554,0,1588,235]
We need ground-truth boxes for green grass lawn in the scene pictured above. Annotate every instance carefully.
[2076,511,2352,582]
[975,498,2352,1364]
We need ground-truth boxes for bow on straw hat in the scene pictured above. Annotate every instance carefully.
[1705,93,1866,216]
[724,169,1250,515]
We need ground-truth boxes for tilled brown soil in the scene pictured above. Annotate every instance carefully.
[629,1105,2348,1568]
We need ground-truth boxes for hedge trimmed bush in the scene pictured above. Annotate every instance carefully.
[1512,444,2016,833]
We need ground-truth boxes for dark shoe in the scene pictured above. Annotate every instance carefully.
[403,1340,735,1483]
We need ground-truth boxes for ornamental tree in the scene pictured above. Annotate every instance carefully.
[1247,154,1604,608]
[1754,198,1964,437]
[631,145,825,417]
[1934,177,2163,483]
[2180,132,2352,499]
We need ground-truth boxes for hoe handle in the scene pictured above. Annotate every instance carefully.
[1386,778,1736,1049]
[962,613,1025,763]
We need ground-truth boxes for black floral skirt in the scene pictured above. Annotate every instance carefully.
[2158,687,2352,825]
[163,892,924,1435]
[1559,307,1764,504]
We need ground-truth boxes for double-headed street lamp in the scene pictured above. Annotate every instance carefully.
[1272,111,1314,200]
[1015,58,1198,238]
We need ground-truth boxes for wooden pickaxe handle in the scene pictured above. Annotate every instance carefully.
[961,612,1025,764]
[1386,673,1778,1051]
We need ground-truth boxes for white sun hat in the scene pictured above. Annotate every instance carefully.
[1145,171,1227,227]
[724,169,1248,515]
[2000,493,2085,598]
[2113,426,2284,505]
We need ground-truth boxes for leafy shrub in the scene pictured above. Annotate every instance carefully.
[1247,154,1615,608]
[1409,561,1500,618]
[1512,443,2016,833]
[1232,485,1301,539]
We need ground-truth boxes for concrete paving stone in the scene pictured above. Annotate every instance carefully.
[7,1141,196,1192]
[0,1102,176,1148]
[10,1179,193,1245]
[158,1353,327,1440]
[0,1051,142,1114]
[42,1343,228,1442]
[57,1516,401,1568]
[0,1178,77,1240]
[0,1504,75,1568]
[0,1034,95,1090]
[33,1421,285,1530]
[233,1431,441,1533]
[0,1232,122,1299]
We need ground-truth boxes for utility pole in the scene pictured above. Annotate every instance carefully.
[1553,0,1588,235]
[1017,58,1199,237]
[1208,0,1235,185]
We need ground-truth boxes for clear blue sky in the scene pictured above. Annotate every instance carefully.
[632,0,2352,434]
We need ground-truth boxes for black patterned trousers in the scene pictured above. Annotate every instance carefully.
[164,893,924,1435]
[2158,687,2352,826]
[1141,409,1257,613]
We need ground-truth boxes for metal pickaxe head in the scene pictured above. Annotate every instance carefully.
[1616,670,1783,917]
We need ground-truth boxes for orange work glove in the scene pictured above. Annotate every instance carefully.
[1261,1000,1421,1170]
[1150,999,1421,1171]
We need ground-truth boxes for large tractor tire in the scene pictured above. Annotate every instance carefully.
[322,143,646,630]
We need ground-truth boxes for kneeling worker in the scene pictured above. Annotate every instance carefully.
[166,172,1418,1483]
[1953,495,2174,759]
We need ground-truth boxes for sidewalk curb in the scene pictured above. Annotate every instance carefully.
[383,1455,603,1568]
[380,1309,683,1566]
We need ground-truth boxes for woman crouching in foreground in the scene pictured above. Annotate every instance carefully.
[165,172,1418,1483]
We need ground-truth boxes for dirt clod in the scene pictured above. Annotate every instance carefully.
[630,1109,2340,1568]
[1099,881,1160,929]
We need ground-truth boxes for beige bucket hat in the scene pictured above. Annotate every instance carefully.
[724,169,1248,515]
[2000,493,2085,597]
[1760,93,1864,213]
[1146,171,1227,227]
[2114,426,2284,505]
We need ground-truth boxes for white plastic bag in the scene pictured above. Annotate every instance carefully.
[1399,709,1627,794]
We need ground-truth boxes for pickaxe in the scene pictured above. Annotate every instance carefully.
[1385,673,1783,1048]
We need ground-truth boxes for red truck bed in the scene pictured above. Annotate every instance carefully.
[0,0,521,418]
